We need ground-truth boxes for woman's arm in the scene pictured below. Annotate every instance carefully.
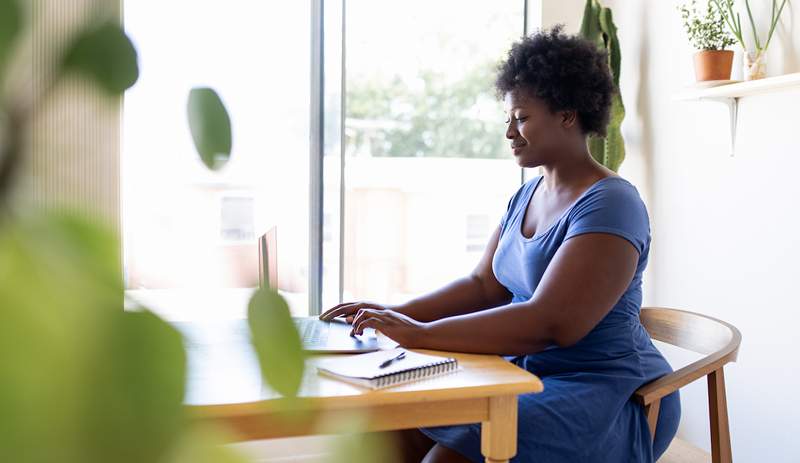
[351,232,639,355]
[320,226,512,322]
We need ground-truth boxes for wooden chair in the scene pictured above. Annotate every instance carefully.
[634,307,741,463]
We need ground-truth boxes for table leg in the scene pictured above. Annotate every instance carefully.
[480,395,517,463]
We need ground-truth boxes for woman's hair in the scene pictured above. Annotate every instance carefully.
[495,25,615,137]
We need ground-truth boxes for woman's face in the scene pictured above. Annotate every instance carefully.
[503,90,574,168]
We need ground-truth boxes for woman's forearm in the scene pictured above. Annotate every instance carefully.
[414,301,555,355]
[393,274,511,323]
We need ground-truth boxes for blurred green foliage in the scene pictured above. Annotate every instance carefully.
[0,1,395,461]
[347,61,508,159]
[0,0,22,77]
[0,213,189,462]
[187,87,233,170]
[247,288,306,398]
[62,21,139,96]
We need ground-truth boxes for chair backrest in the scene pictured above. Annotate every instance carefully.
[640,307,740,358]
[635,307,742,463]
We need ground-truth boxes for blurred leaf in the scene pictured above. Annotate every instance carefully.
[0,0,22,75]
[328,430,398,463]
[247,288,305,398]
[80,310,187,463]
[40,213,123,292]
[0,213,124,462]
[62,21,139,95]
[167,426,252,463]
[187,87,232,170]
[314,413,397,463]
[0,213,189,463]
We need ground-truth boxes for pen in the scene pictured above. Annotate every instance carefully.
[379,350,406,369]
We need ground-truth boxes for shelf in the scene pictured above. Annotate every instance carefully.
[673,72,800,156]
[673,72,800,100]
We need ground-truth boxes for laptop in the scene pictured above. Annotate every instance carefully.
[259,227,392,353]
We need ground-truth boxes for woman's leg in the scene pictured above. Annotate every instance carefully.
[383,428,437,463]
[421,443,474,463]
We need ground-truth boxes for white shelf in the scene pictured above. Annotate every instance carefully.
[673,72,800,156]
[674,72,800,100]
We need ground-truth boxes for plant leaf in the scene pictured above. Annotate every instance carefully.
[62,21,139,95]
[187,87,233,170]
[579,0,603,47]
[0,0,22,75]
[0,213,186,462]
[81,310,187,463]
[247,288,305,398]
[604,92,626,172]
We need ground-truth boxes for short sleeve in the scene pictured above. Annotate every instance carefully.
[563,179,650,255]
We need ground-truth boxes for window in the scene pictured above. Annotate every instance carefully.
[123,1,530,317]
[123,1,312,319]
[220,196,255,242]
[341,0,526,303]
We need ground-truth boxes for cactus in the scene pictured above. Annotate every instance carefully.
[580,0,626,172]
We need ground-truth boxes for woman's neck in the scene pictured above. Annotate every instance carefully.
[540,151,608,193]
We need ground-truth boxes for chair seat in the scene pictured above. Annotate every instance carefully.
[658,438,711,463]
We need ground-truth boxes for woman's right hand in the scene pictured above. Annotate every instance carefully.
[319,301,396,324]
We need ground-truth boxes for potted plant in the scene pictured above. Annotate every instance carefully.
[679,0,737,82]
[712,0,788,80]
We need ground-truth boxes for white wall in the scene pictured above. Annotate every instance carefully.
[602,1,800,461]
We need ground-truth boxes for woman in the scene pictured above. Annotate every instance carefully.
[320,26,680,463]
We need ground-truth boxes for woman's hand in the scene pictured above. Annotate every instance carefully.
[350,309,428,347]
[318,301,395,324]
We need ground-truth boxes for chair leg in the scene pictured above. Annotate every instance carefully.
[707,368,733,463]
[644,399,661,443]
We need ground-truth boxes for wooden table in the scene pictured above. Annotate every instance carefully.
[180,321,543,463]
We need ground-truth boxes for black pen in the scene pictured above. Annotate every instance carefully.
[379,350,406,369]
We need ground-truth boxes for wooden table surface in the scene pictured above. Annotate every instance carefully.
[178,320,543,463]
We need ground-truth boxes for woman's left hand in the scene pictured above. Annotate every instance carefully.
[350,309,428,347]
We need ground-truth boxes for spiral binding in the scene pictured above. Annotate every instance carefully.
[373,358,458,389]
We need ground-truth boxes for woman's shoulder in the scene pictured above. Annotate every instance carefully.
[564,175,651,254]
[580,175,646,208]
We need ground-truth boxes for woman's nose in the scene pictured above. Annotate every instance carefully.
[505,121,518,139]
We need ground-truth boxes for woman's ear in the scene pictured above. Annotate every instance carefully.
[560,110,578,129]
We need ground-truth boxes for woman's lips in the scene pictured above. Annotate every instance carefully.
[512,145,526,155]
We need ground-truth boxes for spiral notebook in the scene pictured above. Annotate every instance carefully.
[316,348,460,390]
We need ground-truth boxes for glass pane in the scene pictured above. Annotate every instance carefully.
[123,0,311,320]
[343,0,525,303]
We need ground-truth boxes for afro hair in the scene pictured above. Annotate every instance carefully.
[495,25,615,137]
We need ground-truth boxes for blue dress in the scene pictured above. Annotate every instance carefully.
[420,176,680,462]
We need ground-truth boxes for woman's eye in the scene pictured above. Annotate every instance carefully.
[504,116,528,124]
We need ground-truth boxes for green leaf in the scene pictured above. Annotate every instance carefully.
[587,135,605,166]
[0,0,22,75]
[187,87,233,171]
[80,310,187,463]
[167,426,252,463]
[62,21,139,95]
[604,92,626,172]
[579,0,602,45]
[247,288,305,398]
[599,6,621,88]
[0,213,188,463]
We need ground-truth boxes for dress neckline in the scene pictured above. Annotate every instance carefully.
[518,175,619,241]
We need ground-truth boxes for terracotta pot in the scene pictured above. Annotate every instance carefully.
[694,50,734,81]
